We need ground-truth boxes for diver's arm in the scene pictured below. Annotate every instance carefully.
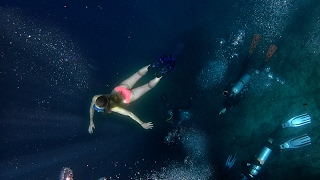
[111,106,153,129]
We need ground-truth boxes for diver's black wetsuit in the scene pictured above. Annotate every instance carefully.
[222,55,251,111]
[222,91,241,110]
[170,98,192,127]
[161,93,198,128]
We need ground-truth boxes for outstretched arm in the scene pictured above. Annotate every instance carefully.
[88,98,96,134]
[88,95,104,134]
[88,94,106,134]
[111,106,153,129]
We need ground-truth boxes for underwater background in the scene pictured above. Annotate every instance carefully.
[1,0,320,179]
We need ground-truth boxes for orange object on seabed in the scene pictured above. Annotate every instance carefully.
[265,44,277,62]
[249,34,261,54]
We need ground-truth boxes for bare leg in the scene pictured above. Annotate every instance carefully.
[119,65,149,89]
[130,77,162,102]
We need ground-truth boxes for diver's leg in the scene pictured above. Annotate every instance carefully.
[119,65,149,89]
[130,77,161,102]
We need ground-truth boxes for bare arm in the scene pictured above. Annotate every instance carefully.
[111,106,153,129]
[88,95,103,134]
[88,98,96,134]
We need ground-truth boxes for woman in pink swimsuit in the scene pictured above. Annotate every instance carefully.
[88,56,175,134]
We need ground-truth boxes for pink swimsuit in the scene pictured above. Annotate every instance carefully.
[114,86,132,104]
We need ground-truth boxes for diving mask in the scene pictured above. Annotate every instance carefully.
[93,104,105,112]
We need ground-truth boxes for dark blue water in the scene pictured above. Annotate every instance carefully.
[1,0,320,179]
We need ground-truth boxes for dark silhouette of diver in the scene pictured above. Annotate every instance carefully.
[162,93,204,128]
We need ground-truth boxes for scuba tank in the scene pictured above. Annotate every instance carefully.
[231,73,250,96]
[249,147,272,178]
[246,141,273,178]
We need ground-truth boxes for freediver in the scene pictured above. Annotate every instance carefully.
[240,113,311,179]
[88,55,176,133]
[219,34,277,114]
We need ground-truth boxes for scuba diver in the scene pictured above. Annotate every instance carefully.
[162,93,204,128]
[219,34,278,114]
[88,55,176,133]
[240,113,312,179]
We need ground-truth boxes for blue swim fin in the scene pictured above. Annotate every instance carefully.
[153,55,176,77]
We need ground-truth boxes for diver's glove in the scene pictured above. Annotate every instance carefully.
[219,108,227,115]
[225,155,236,170]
